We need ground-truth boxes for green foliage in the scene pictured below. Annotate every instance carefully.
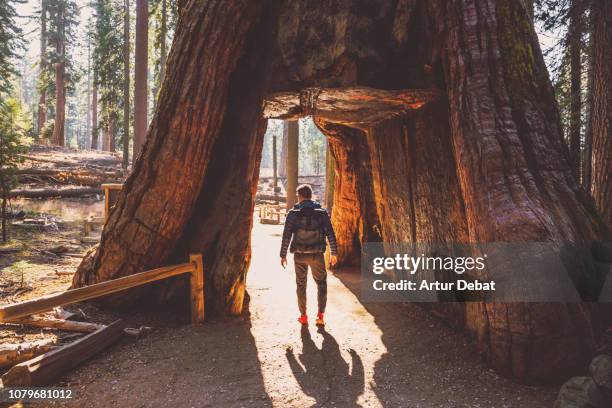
[151,0,178,100]
[299,118,326,175]
[0,97,30,241]
[0,0,25,95]
[0,98,30,184]
[46,0,81,93]
[91,0,125,147]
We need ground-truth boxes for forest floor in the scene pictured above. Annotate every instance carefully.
[1,147,557,407]
[7,219,555,408]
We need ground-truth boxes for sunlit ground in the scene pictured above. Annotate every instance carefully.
[248,213,386,407]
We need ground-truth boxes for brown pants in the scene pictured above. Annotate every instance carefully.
[294,252,327,315]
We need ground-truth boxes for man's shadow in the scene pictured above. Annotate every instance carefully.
[286,326,364,407]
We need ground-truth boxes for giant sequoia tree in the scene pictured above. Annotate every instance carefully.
[74,0,610,383]
[590,0,612,229]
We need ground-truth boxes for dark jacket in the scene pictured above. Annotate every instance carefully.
[280,200,338,257]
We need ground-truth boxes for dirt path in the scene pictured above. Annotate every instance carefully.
[38,219,556,408]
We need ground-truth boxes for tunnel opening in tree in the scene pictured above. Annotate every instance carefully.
[72,0,610,384]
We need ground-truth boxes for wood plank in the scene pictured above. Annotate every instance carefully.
[0,262,195,322]
[0,339,57,368]
[9,187,102,199]
[1,320,125,386]
[263,87,440,129]
[189,254,205,324]
[6,316,105,333]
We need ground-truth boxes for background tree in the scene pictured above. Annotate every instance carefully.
[0,100,28,242]
[0,0,27,242]
[123,0,130,167]
[133,0,148,158]
[47,0,79,146]
[92,0,124,153]
[36,0,48,139]
[568,0,583,178]
[536,0,588,182]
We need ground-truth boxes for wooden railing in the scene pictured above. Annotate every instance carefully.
[101,183,123,220]
[0,254,205,325]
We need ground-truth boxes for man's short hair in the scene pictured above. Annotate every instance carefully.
[296,184,313,199]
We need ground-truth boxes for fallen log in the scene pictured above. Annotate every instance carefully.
[256,194,287,203]
[9,187,102,199]
[1,320,125,386]
[18,155,122,172]
[6,316,105,333]
[15,168,124,187]
[0,339,58,368]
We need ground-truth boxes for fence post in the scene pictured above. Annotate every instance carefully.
[189,254,205,324]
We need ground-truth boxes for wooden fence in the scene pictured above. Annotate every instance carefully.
[0,254,205,386]
[0,254,205,325]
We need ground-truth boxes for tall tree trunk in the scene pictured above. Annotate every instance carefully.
[569,0,583,180]
[133,0,149,159]
[52,3,65,147]
[1,194,7,243]
[91,82,98,150]
[123,0,130,168]
[590,0,612,228]
[86,41,92,149]
[285,120,298,209]
[109,119,116,153]
[74,0,271,315]
[37,0,47,139]
[279,121,288,177]
[428,0,608,381]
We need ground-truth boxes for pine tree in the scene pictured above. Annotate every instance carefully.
[133,0,148,158]
[122,0,130,167]
[92,0,124,153]
[0,0,23,96]
[0,0,26,241]
[37,0,49,138]
[47,0,79,146]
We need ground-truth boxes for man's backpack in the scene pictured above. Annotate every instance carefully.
[290,207,327,254]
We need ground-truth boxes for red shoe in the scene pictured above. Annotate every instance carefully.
[316,312,325,326]
[297,315,308,325]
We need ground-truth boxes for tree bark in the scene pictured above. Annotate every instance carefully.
[428,0,609,381]
[590,0,612,229]
[74,0,270,316]
[52,3,65,147]
[133,0,149,159]
[285,120,298,209]
[317,120,382,267]
[324,143,334,211]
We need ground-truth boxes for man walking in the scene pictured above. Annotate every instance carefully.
[280,184,338,326]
